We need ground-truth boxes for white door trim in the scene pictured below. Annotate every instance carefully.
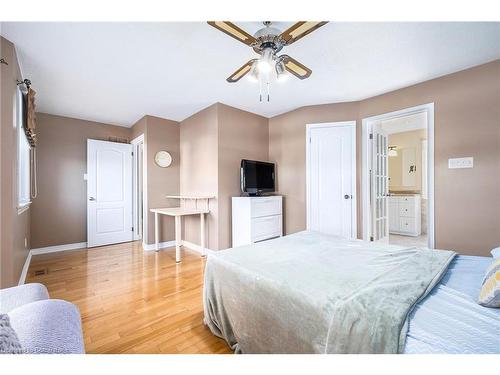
[361,103,435,248]
[131,134,145,242]
[306,121,357,238]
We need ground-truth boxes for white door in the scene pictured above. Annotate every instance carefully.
[87,139,133,247]
[307,122,356,238]
[371,124,389,241]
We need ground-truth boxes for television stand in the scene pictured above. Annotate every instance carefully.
[231,196,283,247]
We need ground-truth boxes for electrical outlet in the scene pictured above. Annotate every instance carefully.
[448,157,473,169]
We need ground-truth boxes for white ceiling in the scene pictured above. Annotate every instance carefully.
[2,22,499,127]
[380,112,427,134]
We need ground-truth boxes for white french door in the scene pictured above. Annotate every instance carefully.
[87,139,133,247]
[371,124,389,242]
[307,122,356,239]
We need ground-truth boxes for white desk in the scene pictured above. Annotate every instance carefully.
[151,196,213,263]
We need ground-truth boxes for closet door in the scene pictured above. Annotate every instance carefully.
[307,122,356,239]
[87,139,133,247]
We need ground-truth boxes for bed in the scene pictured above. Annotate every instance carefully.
[203,231,499,354]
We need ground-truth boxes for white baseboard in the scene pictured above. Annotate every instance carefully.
[18,250,32,285]
[142,240,176,251]
[142,240,213,255]
[181,240,213,255]
[30,242,88,255]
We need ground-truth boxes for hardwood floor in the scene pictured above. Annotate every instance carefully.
[26,241,232,354]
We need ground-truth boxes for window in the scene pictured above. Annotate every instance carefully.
[17,87,31,211]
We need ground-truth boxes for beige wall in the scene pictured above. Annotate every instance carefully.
[269,60,500,256]
[131,115,147,140]
[31,113,179,249]
[0,37,31,288]
[180,104,219,249]
[269,102,360,237]
[4,31,497,262]
[31,113,131,248]
[388,129,427,192]
[179,103,268,250]
[140,116,180,245]
[360,60,500,255]
[217,103,269,249]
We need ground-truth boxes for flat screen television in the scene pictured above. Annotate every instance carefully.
[240,159,275,196]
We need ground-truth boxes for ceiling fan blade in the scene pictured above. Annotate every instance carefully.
[226,59,256,83]
[281,55,312,79]
[279,21,328,45]
[208,21,257,46]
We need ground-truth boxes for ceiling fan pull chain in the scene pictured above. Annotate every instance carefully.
[259,78,263,102]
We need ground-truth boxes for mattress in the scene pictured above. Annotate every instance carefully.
[404,255,500,354]
[204,231,457,353]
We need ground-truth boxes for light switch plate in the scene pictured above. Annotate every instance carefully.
[83,173,88,180]
[448,157,473,169]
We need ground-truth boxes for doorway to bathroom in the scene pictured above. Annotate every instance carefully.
[362,103,434,248]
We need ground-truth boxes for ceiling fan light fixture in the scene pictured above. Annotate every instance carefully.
[247,61,259,82]
[388,146,398,157]
[277,72,290,83]
[257,47,274,73]
[275,60,289,82]
[257,60,272,73]
[208,21,328,100]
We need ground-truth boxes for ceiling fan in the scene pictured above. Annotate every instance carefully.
[208,21,328,101]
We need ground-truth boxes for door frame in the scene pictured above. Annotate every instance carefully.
[361,103,435,248]
[306,121,357,238]
[131,134,147,244]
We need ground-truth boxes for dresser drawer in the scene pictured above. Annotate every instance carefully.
[399,196,415,204]
[251,215,282,242]
[389,196,400,204]
[399,217,416,233]
[250,197,281,218]
[399,203,415,217]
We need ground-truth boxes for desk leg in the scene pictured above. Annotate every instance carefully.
[154,212,159,252]
[200,213,206,257]
[175,215,181,263]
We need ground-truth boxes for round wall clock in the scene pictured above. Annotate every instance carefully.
[154,151,172,168]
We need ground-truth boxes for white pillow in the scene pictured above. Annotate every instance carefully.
[478,259,500,307]
[491,247,500,259]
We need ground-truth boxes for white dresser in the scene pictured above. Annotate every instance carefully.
[231,196,283,247]
[389,195,421,236]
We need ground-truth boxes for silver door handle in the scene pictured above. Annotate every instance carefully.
[89,197,96,201]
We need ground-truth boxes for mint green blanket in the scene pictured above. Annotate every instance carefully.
[203,231,455,353]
